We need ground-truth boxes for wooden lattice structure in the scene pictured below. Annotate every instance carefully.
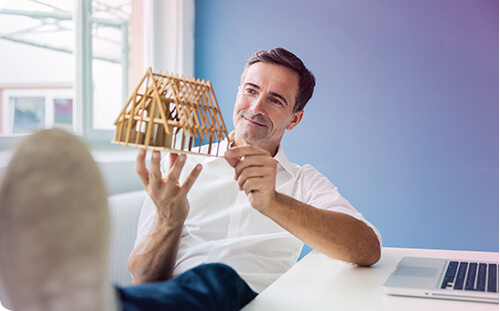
[112,68,230,156]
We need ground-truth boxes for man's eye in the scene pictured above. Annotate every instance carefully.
[270,98,283,106]
[245,88,256,95]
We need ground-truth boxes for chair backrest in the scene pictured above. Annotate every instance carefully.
[107,190,147,287]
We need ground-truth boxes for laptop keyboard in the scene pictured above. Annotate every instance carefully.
[441,261,498,293]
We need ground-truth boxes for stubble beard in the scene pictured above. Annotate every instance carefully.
[235,116,270,146]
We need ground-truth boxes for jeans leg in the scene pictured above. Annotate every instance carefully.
[117,263,258,311]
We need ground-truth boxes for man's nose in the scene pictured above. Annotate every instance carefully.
[250,96,266,115]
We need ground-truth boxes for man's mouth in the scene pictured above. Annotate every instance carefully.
[244,116,265,126]
[241,113,268,127]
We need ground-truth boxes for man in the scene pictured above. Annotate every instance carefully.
[129,48,382,292]
[0,129,256,311]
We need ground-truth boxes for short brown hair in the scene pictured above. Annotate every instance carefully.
[245,48,316,111]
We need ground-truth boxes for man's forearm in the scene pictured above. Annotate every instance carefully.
[225,145,380,266]
[127,220,183,285]
[262,192,381,266]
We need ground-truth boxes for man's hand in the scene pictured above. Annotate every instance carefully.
[135,149,202,227]
[130,150,202,284]
[225,145,278,213]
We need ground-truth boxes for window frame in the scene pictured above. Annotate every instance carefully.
[0,0,194,149]
[1,87,74,134]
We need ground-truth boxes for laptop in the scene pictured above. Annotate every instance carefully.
[383,256,499,304]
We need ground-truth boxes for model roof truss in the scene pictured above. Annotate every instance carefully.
[112,68,229,157]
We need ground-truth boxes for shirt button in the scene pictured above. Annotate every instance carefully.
[230,224,237,231]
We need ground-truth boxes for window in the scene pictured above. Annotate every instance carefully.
[2,88,73,134]
[90,0,132,131]
[0,0,194,147]
[0,0,132,142]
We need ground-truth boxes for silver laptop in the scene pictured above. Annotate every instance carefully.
[383,257,499,304]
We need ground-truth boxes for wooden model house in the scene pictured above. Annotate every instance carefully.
[112,68,230,156]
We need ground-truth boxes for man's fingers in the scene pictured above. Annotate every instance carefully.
[164,154,187,193]
[233,155,271,180]
[136,151,198,206]
[236,166,274,190]
[149,151,162,181]
[135,149,149,187]
[225,145,269,168]
[224,150,240,167]
[180,164,203,195]
[148,151,163,196]
[227,145,269,157]
[169,153,179,169]
[239,176,263,194]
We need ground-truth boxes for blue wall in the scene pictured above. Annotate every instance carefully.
[194,0,498,252]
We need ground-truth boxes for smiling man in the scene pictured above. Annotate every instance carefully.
[232,61,303,153]
[129,48,382,293]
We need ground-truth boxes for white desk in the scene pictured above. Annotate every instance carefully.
[242,247,499,311]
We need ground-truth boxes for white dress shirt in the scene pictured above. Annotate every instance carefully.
[134,140,382,292]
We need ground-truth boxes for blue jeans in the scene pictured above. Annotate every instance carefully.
[117,263,258,311]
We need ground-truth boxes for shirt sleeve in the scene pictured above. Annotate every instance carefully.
[297,164,383,248]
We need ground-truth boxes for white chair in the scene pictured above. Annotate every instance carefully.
[107,190,147,287]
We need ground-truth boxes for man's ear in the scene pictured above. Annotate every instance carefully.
[286,110,304,131]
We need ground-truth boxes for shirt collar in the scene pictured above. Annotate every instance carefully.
[274,144,297,178]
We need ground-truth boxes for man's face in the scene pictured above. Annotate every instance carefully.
[232,62,304,154]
